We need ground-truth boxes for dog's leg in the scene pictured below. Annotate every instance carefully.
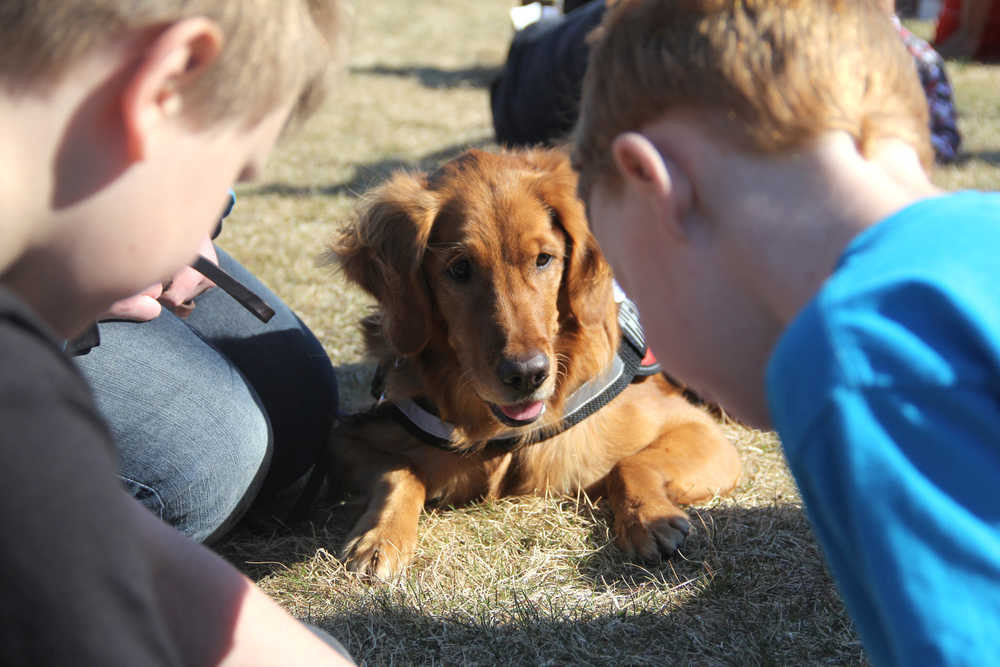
[330,416,431,579]
[340,464,427,579]
[606,418,740,560]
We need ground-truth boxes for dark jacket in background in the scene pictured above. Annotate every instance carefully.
[490,1,606,147]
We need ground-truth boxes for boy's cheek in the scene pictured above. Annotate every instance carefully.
[587,204,632,291]
[590,221,625,281]
[585,191,617,255]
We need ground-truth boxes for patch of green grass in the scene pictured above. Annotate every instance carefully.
[216,7,997,664]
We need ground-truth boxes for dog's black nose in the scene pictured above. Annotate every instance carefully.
[497,353,550,393]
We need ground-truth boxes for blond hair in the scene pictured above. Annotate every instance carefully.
[572,0,932,200]
[0,0,343,128]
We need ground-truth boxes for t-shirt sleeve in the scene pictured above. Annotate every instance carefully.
[0,324,181,665]
[788,385,1000,667]
[768,191,1000,666]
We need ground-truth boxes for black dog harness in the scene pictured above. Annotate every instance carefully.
[371,283,662,452]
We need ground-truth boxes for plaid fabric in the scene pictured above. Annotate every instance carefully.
[894,16,962,163]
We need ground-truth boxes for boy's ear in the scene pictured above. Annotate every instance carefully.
[122,18,223,161]
[611,132,692,240]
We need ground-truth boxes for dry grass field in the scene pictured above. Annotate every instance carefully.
[214,4,1000,665]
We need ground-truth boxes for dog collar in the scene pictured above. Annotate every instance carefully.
[371,282,662,452]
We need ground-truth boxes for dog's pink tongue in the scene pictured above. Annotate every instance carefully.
[501,401,544,421]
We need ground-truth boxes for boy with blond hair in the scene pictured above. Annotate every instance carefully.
[0,1,354,664]
[572,0,1000,664]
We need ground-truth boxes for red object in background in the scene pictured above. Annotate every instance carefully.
[934,0,1000,61]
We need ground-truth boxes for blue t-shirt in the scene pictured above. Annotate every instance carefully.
[767,191,1000,666]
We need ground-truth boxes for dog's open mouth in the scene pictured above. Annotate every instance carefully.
[489,400,546,427]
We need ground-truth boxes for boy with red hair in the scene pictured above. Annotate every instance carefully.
[573,1,1000,664]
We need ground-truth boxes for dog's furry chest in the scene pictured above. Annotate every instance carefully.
[348,377,679,507]
[417,409,637,506]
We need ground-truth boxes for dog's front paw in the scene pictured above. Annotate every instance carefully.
[340,524,416,580]
[613,501,691,561]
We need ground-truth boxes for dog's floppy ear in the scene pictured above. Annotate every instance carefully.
[330,171,439,356]
[529,150,614,327]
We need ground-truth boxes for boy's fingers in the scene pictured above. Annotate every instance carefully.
[170,301,197,319]
[159,265,214,310]
[101,294,164,322]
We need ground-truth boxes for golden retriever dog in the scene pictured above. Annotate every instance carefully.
[328,148,740,579]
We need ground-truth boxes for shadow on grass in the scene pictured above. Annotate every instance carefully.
[314,594,863,666]
[954,150,1000,167]
[243,136,498,200]
[217,498,359,581]
[350,63,500,89]
[218,500,864,665]
[570,500,825,592]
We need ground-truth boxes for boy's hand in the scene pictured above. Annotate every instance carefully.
[158,263,216,318]
[159,238,218,317]
[102,283,168,322]
[101,239,218,322]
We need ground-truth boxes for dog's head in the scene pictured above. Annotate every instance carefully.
[331,148,616,436]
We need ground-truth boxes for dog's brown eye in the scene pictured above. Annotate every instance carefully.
[536,253,553,269]
[447,259,471,283]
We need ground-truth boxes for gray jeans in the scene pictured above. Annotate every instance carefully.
[75,248,338,543]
